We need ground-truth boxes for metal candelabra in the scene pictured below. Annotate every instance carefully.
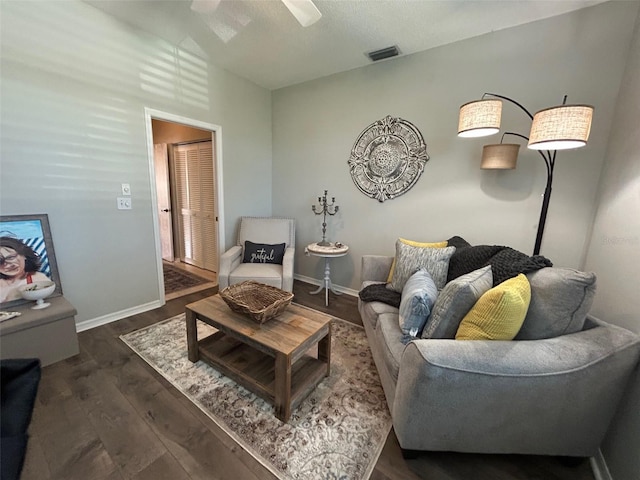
[312,190,339,246]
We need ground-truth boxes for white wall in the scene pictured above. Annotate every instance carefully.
[583,9,640,480]
[272,1,638,291]
[0,1,272,324]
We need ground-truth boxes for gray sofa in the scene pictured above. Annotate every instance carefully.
[359,254,640,458]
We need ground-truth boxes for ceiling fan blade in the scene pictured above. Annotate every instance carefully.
[281,0,322,27]
[190,0,221,14]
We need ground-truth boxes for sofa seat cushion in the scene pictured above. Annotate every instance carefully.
[422,266,493,339]
[375,313,406,382]
[517,268,597,340]
[456,274,531,340]
[359,300,399,329]
[229,263,283,289]
[358,281,400,329]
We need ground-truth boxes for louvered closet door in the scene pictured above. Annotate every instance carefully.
[172,141,218,271]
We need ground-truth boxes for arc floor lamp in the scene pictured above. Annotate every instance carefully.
[458,93,593,255]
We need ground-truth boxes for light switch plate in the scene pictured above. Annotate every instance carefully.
[117,197,132,210]
[121,183,131,196]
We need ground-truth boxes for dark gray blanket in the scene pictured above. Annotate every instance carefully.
[447,244,553,286]
[358,283,401,308]
[359,236,552,306]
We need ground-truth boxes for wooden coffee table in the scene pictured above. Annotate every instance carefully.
[185,294,332,422]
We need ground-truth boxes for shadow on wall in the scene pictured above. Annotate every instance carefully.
[479,156,536,201]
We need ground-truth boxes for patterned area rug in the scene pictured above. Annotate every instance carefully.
[162,263,210,294]
[120,314,392,480]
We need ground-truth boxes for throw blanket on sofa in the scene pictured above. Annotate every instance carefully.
[447,244,553,286]
[359,283,401,308]
[359,236,553,305]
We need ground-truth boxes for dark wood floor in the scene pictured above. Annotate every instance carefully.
[20,281,595,480]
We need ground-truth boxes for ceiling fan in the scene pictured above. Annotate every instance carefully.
[190,0,322,27]
[282,0,322,27]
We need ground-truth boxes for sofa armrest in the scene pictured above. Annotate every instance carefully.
[281,247,295,292]
[393,322,640,455]
[361,255,393,284]
[218,245,242,290]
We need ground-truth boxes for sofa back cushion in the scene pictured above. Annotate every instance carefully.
[421,266,493,339]
[399,269,438,338]
[456,273,531,340]
[516,267,597,340]
[389,241,455,292]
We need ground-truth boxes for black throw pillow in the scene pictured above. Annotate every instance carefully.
[242,241,286,264]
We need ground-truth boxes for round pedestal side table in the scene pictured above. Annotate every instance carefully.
[305,242,349,307]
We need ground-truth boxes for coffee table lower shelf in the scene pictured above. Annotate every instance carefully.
[198,332,328,420]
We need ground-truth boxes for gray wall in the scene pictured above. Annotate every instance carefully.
[272,1,638,291]
[584,9,640,480]
[0,1,272,324]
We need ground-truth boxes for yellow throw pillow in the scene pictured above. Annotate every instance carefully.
[387,238,448,282]
[455,274,531,340]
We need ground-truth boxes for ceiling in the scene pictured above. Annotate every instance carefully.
[84,0,607,90]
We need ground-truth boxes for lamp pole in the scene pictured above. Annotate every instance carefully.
[533,151,555,255]
[481,93,555,256]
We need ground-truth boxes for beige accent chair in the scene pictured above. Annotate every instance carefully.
[218,217,296,292]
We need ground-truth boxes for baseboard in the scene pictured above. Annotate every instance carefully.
[294,274,359,297]
[77,276,355,332]
[590,449,613,480]
[76,300,163,332]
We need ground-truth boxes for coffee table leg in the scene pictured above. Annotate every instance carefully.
[318,324,331,377]
[186,308,199,363]
[275,352,292,422]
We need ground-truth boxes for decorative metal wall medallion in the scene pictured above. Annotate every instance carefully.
[348,115,429,202]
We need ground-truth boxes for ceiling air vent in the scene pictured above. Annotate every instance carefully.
[367,45,400,62]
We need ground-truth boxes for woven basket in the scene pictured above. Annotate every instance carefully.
[219,281,293,324]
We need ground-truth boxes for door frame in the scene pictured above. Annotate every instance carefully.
[144,108,225,303]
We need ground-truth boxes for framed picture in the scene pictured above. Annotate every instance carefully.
[0,214,63,309]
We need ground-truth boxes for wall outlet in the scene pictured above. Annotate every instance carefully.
[117,197,132,210]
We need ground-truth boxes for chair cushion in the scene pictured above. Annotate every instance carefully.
[456,274,531,340]
[229,263,283,289]
[399,269,438,338]
[516,268,597,340]
[422,265,493,339]
[389,241,455,292]
[242,241,285,264]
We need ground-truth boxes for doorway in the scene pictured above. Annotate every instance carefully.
[144,109,225,302]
